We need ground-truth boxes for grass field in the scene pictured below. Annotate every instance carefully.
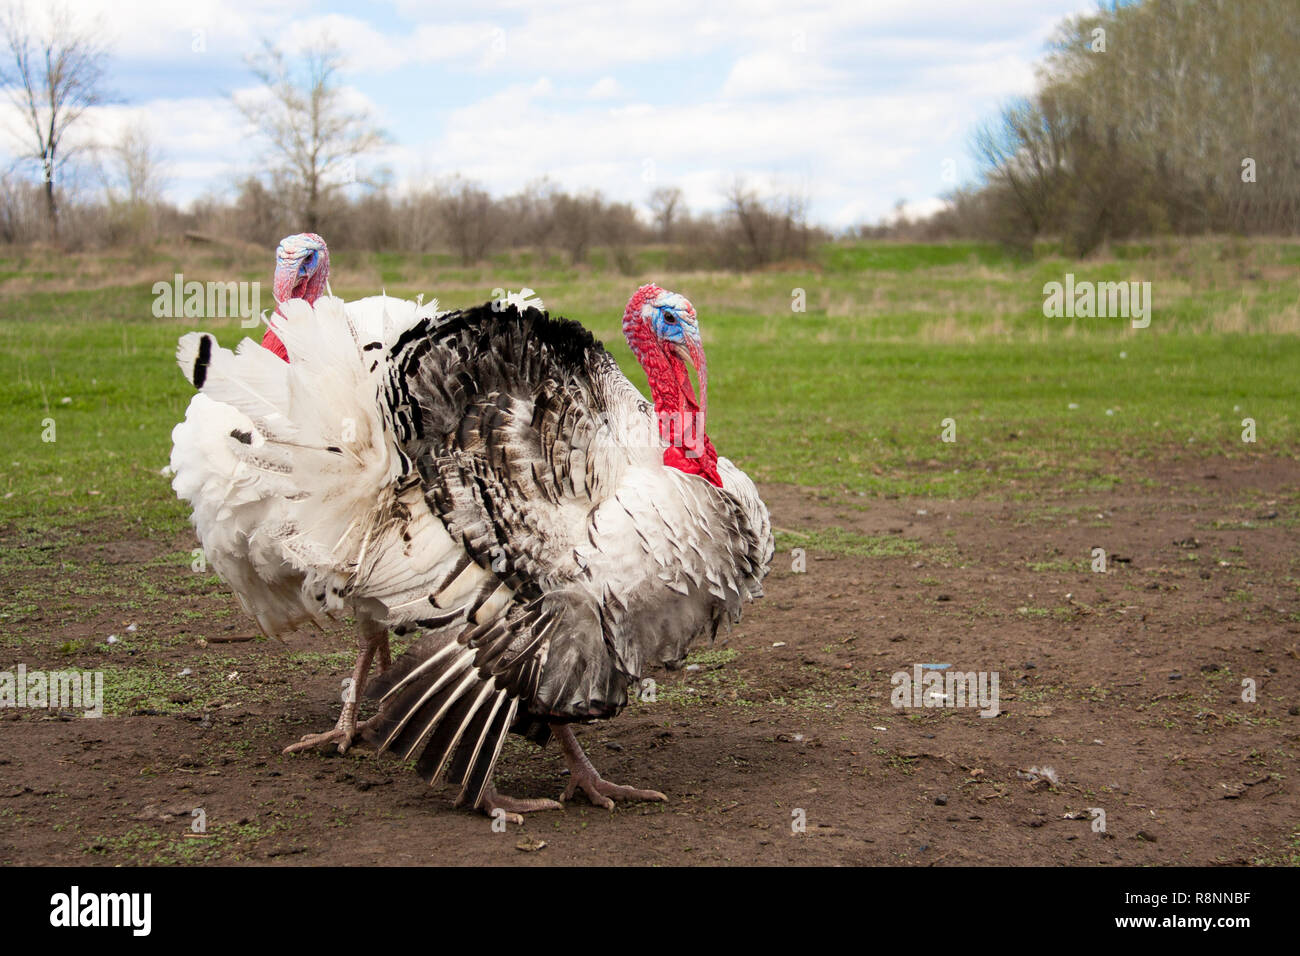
[1,237,1297,866]
[3,235,1297,529]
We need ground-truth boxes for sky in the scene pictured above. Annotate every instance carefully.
[0,0,1099,229]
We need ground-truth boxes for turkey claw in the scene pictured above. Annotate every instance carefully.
[562,772,668,810]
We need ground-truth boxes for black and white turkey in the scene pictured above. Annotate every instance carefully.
[170,273,772,819]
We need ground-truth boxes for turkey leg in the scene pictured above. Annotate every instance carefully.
[284,617,390,755]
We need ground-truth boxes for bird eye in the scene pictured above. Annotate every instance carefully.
[662,311,678,325]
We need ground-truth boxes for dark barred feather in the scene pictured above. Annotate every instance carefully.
[366,300,771,806]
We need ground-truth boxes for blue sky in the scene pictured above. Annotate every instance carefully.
[2,0,1100,228]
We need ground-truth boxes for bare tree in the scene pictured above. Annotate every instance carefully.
[774,189,812,260]
[718,176,815,268]
[971,96,1066,243]
[551,191,601,264]
[509,177,559,256]
[436,176,504,265]
[94,120,164,244]
[235,37,386,233]
[395,183,440,252]
[104,120,163,205]
[232,176,286,246]
[0,1,110,234]
[600,198,645,274]
[647,186,682,241]
[723,177,769,267]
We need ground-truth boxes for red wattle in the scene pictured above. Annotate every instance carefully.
[262,328,289,362]
[664,445,722,486]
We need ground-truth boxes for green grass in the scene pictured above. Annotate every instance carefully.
[1,236,1297,544]
[821,239,1015,272]
[83,818,295,865]
[774,527,922,558]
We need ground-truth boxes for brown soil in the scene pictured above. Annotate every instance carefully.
[2,456,1298,865]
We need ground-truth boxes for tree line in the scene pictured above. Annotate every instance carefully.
[921,0,1300,254]
[0,163,819,271]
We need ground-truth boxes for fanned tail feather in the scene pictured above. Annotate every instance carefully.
[366,629,518,809]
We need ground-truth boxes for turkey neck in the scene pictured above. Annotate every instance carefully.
[625,321,717,482]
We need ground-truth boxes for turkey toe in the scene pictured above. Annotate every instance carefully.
[481,785,563,823]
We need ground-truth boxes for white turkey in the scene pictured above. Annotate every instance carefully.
[171,278,772,819]
[172,232,441,753]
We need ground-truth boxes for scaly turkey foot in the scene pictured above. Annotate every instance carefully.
[480,784,563,825]
[284,619,390,755]
[283,709,381,755]
[552,723,668,810]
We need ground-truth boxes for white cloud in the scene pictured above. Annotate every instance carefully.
[399,84,946,226]
[586,76,622,100]
[47,0,304,61]
[721,52,848,99]
[884,197,951,223]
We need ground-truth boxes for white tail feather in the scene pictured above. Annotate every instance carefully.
[171,295,472,636]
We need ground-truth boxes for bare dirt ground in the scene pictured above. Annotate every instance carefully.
[2,454,1297,866]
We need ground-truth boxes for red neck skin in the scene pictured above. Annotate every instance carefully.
[625,318,722,487]
[262,268,328,362]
